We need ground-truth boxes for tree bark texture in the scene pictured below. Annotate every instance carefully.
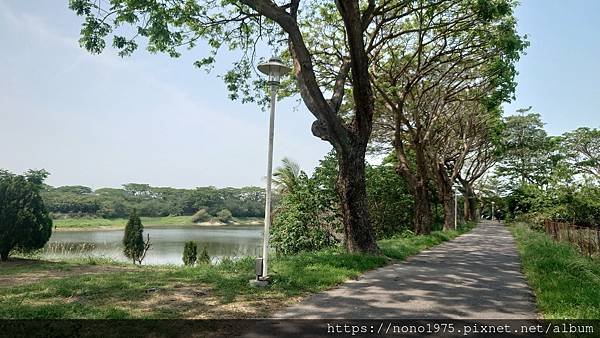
[337,148,380,254]
[395,140,433,235]
[435,162,455,231]
[413,182,433,234]
[459,180,478,222]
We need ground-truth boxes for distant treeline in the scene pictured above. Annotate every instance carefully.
[41,183,265,219]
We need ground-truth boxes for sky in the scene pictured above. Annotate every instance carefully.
[0,1,599,189]
[503,0,600,134]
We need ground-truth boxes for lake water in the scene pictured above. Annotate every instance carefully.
[42,225,264,265]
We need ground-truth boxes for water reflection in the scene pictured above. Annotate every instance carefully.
[43,225,263,265]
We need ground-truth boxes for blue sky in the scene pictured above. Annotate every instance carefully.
[503,0,600,134]
[0,1,598,189]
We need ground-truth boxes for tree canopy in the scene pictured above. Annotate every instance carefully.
[562,127,600,181]
[42,183,266,219]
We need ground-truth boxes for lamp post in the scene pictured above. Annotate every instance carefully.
[491,201,495,221]
[256,57,290,283]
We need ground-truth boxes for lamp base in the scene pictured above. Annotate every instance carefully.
[249,276,270,287]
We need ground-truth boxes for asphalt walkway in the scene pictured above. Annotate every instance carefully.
[273,221,537,319]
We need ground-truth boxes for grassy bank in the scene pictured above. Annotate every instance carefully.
[52,216,263,230]
[379,225,473,260]
[510,223,600,319]
[0,223,474,319]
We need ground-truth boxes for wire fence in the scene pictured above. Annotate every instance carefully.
[543,220,600,257]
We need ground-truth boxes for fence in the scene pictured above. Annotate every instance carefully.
[543,220,600,257]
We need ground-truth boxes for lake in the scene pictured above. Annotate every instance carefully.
[42,225,264,265]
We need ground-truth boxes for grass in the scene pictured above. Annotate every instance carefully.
[52,216,263,230]
[379,223,475,260]
[0,254,386,319]
[1,257,130,277]
[0,223,475,319]
[0,259,79,276]
[510,223,600,319]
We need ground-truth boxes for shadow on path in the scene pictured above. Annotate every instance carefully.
[273,221,537,319]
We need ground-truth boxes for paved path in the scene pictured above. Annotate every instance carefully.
[274,221,537,319]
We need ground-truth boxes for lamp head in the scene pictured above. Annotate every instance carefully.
[257,57,291,85]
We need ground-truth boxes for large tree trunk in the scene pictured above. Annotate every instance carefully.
[460,181,478,222]
[466,194,478,221]
[442,194,455,231]
[396,160,433,235]
[470,197,479,220]
[395,137,434,234]
[337,149,380,254]
[434,162,455,231]
[413,182,433,234]
[463,197,472,221]
[1,249,9,261]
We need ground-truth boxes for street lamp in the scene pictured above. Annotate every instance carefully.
[491,201,495,221]
[255,57,291,284]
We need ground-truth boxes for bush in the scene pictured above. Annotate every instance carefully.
[191,209,211,223]
[215,209,233,223]
[122,210,150,264]
[366,164,414,238]
[565,185,600,226]
[271,151,416,256]
[198,246,211,264]
[271,171,340,255]
[182,241,197,266]
[0,170,53,261]
[506,183,600,227]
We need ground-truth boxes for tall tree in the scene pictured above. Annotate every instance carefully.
[429,100,502,229]
[562,127,600,182]
[370,0,525,233]
[497,111,559,190]
[456,121,502,221]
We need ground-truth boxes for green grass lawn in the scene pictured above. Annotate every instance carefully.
[511,223,600,319]
[52,216,263,229]
[0,223,474,319]
[379,224,473,260]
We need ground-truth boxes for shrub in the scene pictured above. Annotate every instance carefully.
[191,209,211,223]
[215,209,233,223]
[506,183,600,227]
[182,241,198,266]
[198,246,211,264]
[271,171,340,255]
[0,170,53,261]
[122,210,150,264]
[366,163,414,238]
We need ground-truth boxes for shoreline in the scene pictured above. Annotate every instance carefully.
[53,219,263,232]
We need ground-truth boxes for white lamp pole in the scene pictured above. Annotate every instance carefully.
[491,201,495,221]
[257,57,290,280]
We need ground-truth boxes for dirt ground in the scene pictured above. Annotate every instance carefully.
[0,258,136,287]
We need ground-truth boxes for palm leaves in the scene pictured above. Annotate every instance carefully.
[273,157,302,195]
